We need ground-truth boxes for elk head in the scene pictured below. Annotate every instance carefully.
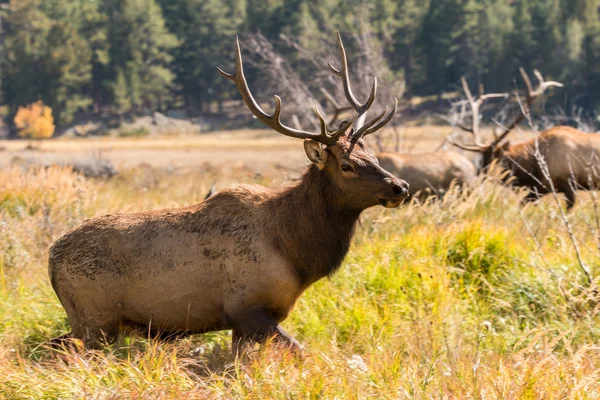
[217,32,409,209]
[448,68,563,169]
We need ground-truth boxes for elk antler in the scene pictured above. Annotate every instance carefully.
[217,36,357,146]
[454,77,508,147]
[448,69,562,152]
[491,68,563,147]
[327,32,398,156]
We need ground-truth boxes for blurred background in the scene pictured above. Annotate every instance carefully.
[0,0,598,140]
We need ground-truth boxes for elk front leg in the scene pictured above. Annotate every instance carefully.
[228,307,301,356]
[562,183,577,211]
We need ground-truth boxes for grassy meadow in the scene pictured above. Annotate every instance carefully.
[1,131,600,398]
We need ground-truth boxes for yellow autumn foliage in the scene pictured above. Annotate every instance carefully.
[14,101,55,139]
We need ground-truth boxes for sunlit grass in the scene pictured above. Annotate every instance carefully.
[1,162,599,398]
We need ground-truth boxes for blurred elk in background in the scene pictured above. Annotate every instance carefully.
[375,148,477,200]
[448,68,600,210]
[376,77,508,199]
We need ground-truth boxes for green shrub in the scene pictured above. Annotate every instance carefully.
[445,222,514,294]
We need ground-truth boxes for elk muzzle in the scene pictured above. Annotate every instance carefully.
[376,177,409,208]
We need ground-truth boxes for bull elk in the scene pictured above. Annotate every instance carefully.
[48,33,409,355]
[449,69,600,210]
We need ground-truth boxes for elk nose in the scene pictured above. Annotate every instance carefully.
[392,181,409,198]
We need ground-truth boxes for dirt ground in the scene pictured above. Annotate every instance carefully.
[0,126,537,175]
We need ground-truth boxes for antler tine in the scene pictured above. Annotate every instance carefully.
[450,99,471,132]
[345,98,399,157]
[480,93,509,101]
[446,136,488,152]
[361,97,398,137]
[519,67,535,100]
[328,32,377,128]
[457,76,508,147]
[491,68,563,148]
[326,31,397,156]
[313,105,359,143]
[345,107,388,156]
[461,76,475,105]
[533,69,564,95]
[217,36,355,146]
[459,76,480,145]
[492,92,528,146]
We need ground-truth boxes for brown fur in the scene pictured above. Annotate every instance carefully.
[48,136,408,351]
[377,151,477,198]
[485,126,600,209]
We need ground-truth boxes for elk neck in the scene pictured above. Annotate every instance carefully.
[498,141,544,188]
[265,164,362,288]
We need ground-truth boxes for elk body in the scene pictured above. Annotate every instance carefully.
[373,76,505,199]
[376,151,476,198]
[481,126,600,209]
[48,34,409,353]
[447,69,598,208]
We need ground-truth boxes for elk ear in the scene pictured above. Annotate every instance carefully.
[304,140,328,166]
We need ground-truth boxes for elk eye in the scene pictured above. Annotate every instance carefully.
[340,163,354,173]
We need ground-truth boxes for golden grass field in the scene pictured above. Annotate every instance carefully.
[1,128,599,398]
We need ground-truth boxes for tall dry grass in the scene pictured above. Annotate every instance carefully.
[1,164,599,399]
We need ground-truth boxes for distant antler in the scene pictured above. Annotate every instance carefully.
[491,68,563,147]
[455,77,508,147]
[217,37,357,146]
[327,32,398,156]
[448,68,562,152]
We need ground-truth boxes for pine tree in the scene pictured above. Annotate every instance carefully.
[2,0,52,117]
[1,0,600,120]
[580,0,600,110]
[112,69,131,119]
[158,0,243,112]
[41,0,105,124]
[389,0,429,93]
[478,0,514,89]
[417,0,463,94]
[103,0,178,115]
[2,0,99,126]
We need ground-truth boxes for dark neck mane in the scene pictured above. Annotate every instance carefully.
[265,165,362,287]
[501,143,544,189]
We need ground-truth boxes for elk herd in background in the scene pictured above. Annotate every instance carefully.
[315,56,600,210]
[376,68,600,210]
[47,32,600,356]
